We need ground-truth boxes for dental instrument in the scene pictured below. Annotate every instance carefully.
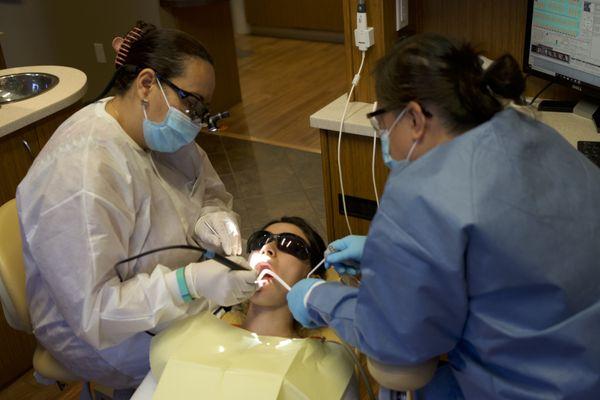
[254,269,292,291]
[306,258,325,278]
[204,220,219,236]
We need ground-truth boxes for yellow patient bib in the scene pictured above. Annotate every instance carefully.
[150,311,354,400]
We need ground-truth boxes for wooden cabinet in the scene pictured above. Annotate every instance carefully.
[342,0,397,103]
[0,310,36,390]
[320,128,389,240]
[0,104,78,205]
[0,103,79,389]
[342,0,580,103]
[409,0,577,100]
[0,128,40,205]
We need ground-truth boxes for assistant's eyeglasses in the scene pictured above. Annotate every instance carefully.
[366,104,433,132]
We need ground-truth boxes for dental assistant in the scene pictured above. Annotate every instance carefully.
[16,22,256,390]
[288,34,600,399]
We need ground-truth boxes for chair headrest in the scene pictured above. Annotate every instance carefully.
[0,199,32,332]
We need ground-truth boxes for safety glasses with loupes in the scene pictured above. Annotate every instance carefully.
[157,74,210,124]
[246,231,311,261]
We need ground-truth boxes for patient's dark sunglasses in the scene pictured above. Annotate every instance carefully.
[247,230,311,261]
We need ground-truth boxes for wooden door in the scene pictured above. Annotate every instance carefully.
[245,0,344,32]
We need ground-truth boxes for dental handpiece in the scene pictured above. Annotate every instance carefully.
[204,250,248,271]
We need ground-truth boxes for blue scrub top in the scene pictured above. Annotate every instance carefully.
[307,109,600,399]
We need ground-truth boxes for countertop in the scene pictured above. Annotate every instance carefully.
[309,94,375,138]
[309,94,600,148]
[0,65,87,138]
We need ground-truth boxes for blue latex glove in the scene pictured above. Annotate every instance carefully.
[325,235,367,276]
[287,278,326,328]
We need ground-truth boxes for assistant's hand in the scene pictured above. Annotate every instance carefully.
[325,235,366,276]
[185,257,257,306]
[194,211,242,256]
[287,278,326,328]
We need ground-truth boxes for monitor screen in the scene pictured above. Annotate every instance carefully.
[525,0,600,96]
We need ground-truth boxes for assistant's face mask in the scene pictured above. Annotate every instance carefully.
[380,108,418,170]
[142,77,201,153]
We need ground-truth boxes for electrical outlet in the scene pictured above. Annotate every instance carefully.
[94,43,107,63]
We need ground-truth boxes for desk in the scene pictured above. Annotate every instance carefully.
[311,97,600,239]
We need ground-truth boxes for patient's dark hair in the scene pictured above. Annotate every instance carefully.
[92,20,213,101]
[258,216,326,279]
[375,33,525,133]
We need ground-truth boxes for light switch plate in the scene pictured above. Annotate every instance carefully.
[94,43,106,64]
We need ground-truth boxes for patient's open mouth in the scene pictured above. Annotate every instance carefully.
[255,268,291,291]
[255,266,274,289]
[255,262,272,274]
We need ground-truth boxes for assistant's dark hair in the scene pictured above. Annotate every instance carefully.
[258,216,326,278]
[375,33,525,132]
[92,20,213,102]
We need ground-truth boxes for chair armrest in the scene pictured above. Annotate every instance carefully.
[366,356,438,391]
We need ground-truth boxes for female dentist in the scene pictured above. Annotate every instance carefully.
[17,21,256,392]
[287,34,600,399]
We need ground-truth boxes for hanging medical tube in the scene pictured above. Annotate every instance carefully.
[113,244,247,282]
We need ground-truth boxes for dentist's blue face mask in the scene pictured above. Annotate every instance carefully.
[142,78,202,153]
[380,108,418,170]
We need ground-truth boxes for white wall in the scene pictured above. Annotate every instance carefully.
[0,0,59,66]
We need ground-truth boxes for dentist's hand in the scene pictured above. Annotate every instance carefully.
[185,257,257,306]
[287,278,326,328]
[325,235,367,276]
[194,211,242,256]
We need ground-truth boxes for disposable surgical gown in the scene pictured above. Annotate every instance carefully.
[306,108,600,399]
[16,99,234,388]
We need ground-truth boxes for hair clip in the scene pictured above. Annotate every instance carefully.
[115,26,144,68]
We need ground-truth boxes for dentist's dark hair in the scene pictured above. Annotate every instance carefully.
[375,33,525,133]
[91,20,213,102]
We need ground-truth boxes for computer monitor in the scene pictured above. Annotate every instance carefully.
[524,0,600,128]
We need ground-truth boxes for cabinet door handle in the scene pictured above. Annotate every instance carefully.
[22,139,34,159]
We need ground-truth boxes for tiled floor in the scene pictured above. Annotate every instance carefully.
[198,132,328,243]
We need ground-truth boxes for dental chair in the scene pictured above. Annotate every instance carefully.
[367,356,438,398]
[0,199,80,385]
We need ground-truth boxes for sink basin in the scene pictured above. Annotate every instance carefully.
[0,73,60,104]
